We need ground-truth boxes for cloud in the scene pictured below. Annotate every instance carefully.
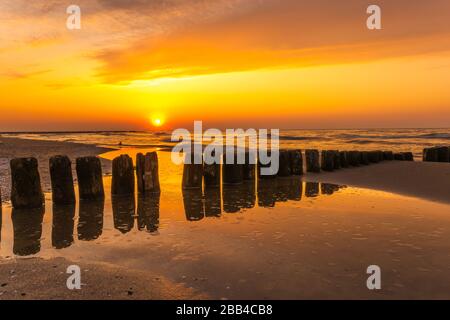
[92,0,450,83]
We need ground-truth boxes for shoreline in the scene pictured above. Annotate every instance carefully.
[303,161,450,205]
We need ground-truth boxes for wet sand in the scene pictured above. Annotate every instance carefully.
[0,137,113,201]
[0,257,205,300]
[304,161,450,205]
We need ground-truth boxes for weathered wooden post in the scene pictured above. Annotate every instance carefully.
[383,151,394,160]
[182,151,204,189]
[331,151,341,170]
[243,151,256,180]
[49,155,76,205]
[348,151,360,166]
[436,147,450,162]
[223,148,244,184]
[339,151,349,168]
[321,150,334,172]
[289,149,303,175]
[10,157,44,209]
[305,149,320,173]
[257,150,277,179]
[402,152,414,161]
[136,152,160,194]
[360,151,370,165]
[368,151,380,163]
[76,156,105,200]
[204,162,221,187]
[278,150,292,177]
[112,155,135,196]
[423,147,438,162]
[393,153,405,161]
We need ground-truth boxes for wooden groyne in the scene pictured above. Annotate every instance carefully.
[423,146,450,163]
[3,146,426,211]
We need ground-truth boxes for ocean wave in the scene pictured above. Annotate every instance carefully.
[278,135,329,141]
[334,132,450,140]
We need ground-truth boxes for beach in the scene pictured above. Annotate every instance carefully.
[1,136,450,300]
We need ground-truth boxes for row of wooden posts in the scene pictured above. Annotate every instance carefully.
[182,148,412,188]
[423,146,450,163]
[5,148,414,210]
[7,152,160,210]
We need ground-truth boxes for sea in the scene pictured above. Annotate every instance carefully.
[2,128,449,160]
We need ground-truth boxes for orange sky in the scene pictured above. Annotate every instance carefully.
[1,0,450,131]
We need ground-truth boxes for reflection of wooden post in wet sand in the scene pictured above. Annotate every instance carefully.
[112,195,135,234]
[52,204,75,249]
[12,207,45,256]
[223,182,255,213]
[137,194,160,233]
[183,189,204,221]
[305,182,319,198]
[77,200,104,241]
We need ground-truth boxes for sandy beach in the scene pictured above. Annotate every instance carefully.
[1,137,450,300]
[0,257,205,300]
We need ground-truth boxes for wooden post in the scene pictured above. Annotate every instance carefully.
[257,150,277,179]
[136,152,160,194]
[402,152,414,161]
[348,151,361,166]
[331,151,341,170]
[339,151,349,168]
[423,147,438,162]
[393,153,405,161]
[49,155,76,205]
[112,155,135,196]
[383,151,394,160]
[360,151,370,165]
[368,151,381,163]
[204,163,221,187]
[10,158,44,209]
[289,149,303,175]
[436,147,450,162]
[305,149,320,173]
[278,150,292,177]
[223,149,244,184]
[182,152,204,189]
[76,156,105,200]
[321,150,334,172]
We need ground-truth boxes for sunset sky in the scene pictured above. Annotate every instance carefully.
[1,0,450,131]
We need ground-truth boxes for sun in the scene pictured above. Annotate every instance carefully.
[150,115,165,128]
